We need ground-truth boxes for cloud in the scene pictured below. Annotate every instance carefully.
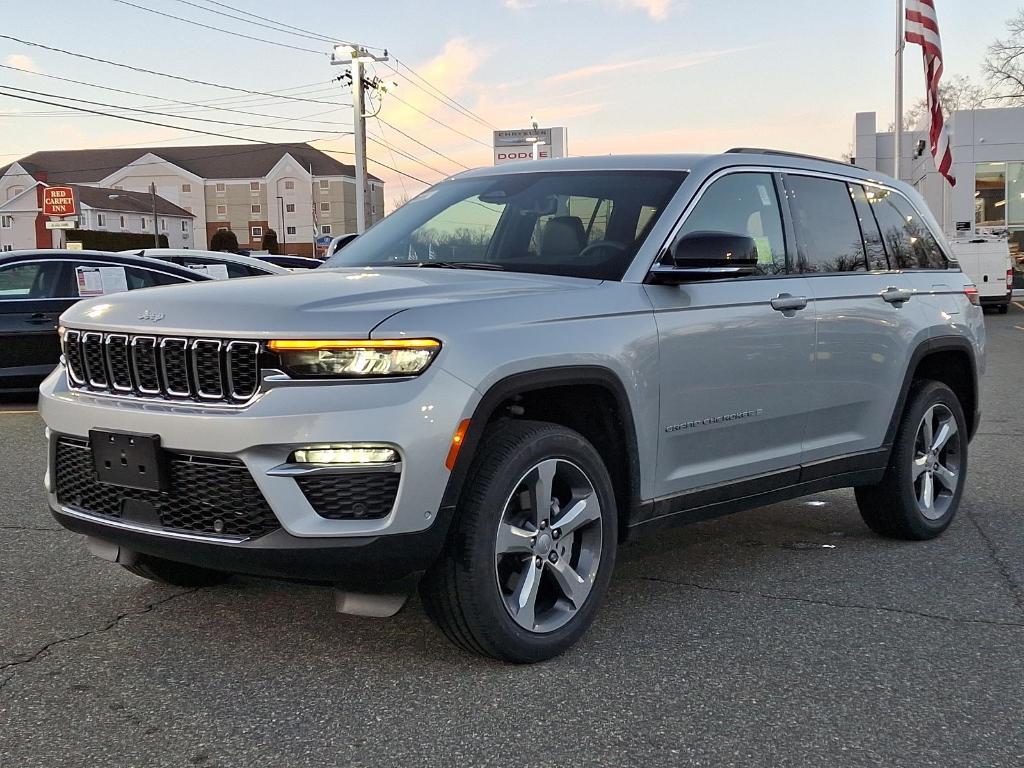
[618,0,672,20]
[503,0,539,8]
[4,54,41,73]
[550,47,749,83]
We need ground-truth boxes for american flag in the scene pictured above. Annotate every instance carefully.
[905,0,956,186]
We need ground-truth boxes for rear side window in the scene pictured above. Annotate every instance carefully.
[0,261,64,299]
[849,185,889,270]
[868,188,948,270]
[125,267,190,289]
[677,172,787,275]
[784,175,867,273]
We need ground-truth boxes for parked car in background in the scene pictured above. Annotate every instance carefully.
[948,237,1013,314]
[122,249,289,279]
[0,250,211,392]
[327,233,358,258]
[256,255,323,270]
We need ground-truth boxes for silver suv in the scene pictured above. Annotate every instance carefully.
[40,150,985,662]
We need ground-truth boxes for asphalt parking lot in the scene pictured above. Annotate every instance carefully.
[1,307,1022,768]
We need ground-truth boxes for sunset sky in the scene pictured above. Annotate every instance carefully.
[0,1,1018,206]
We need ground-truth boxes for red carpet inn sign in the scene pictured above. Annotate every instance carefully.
[42,186,77,217]
[493,127,568,164]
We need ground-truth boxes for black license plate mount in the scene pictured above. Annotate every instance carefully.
[89,430,166,492]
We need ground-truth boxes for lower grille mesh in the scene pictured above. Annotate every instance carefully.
[297,474,400,520]
[54,436,279,538]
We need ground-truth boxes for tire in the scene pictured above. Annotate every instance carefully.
[122,555,230,587]
[855,381,967,540]
[997,303,1009,315]
[420,420,617,663]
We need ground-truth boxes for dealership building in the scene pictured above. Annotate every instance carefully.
[854,107,1024,286]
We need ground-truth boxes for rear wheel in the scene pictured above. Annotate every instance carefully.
[997,303,1009,315]
[122,555,230,587]
[420,420,617,663]
[855,381,967,540]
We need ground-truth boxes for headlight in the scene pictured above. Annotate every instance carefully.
[268,339,440,378]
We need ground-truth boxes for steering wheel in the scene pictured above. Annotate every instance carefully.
[578,240,627,259]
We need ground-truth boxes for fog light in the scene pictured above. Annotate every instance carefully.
[290,445,398,465]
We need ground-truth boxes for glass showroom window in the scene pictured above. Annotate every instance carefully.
[975,163,1006,229]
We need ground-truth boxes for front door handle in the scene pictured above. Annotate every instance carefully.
[25,312,53,325]
[881,286,913,305]
[770,294,808,312]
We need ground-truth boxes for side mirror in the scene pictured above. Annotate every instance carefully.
[648,231,758,284]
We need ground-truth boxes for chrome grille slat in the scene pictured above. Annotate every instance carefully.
[64,331,260,405]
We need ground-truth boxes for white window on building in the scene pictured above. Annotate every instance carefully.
[1,215,13,228]
[251,204,261,215]
[216,204,227,216]
[320,202,330,213]
[286,226,296,235]
[96,213,107,227]
[120,216,127,229]
[182,183,191,193]
[284,180,295,191]
[321,224,332,235]
[7,186,23,200]
[215,182,226,195]
[319,179,330,190]
[160,218,167,231]
[285,203,295,213]
[372,203,377,216]
[141,217,148,230]
[1,244,12,252]
[181,220,189,232]
[251,226,263,239]
[250,181,260,193]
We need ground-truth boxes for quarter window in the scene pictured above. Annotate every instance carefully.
[849,185,889,270]
[784,175,866,273]
[675,172,787,275]
[869,189,948,269]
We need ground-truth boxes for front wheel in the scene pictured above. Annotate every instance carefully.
[855,381,967,540]
[420,420,617,663]
[997,303,1009,315]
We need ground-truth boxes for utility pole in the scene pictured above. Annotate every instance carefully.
[332,44,388,234]
[149,182,159,248]
[894,0,905,181]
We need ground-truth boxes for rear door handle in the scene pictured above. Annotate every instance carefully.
[770,294,808,312]
[25,312,54,325]
[881,286,913,305]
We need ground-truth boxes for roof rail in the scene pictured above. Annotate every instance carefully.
[725,147,846,165]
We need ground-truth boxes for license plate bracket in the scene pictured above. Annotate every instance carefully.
[89,430,166,492]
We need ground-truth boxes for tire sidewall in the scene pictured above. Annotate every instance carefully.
[457,426,618,661]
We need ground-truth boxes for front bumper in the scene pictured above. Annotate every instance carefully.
[39,363,479,577]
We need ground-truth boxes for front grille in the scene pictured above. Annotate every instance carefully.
[62,329,261,404]
[297,473,400,520]
[54,436,279,538]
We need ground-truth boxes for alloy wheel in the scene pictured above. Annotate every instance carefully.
[493,458,603,633]
[912,403,961,520]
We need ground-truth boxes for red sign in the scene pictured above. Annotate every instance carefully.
[42,186,77,217]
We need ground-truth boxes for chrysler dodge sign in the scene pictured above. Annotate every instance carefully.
[493,127,568,165]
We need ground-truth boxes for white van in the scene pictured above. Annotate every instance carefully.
[948,238,1013,314]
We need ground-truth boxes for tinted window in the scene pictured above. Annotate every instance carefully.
[125,267,190,289]
[0,262,64,299]
[868,188,948,269]
[849,185,889,270]
[785,175,866,273]
[326,171,687,280]
[676,172,786,275]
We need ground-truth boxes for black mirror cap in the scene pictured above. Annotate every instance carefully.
[671,231,758,269]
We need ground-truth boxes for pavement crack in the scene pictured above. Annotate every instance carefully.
[631,575,1024,629]
[0,588,199,695]
[964,511,1024,611]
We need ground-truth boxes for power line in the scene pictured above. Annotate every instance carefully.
[366,133,447,178]
[0,84,352,136]
[373,117,409,200]
[167,0,335,45]
[0,35,344,106]
[0,65,352,126]
[109,0,326,55]
[384,90,491,148]
[311,137,431,185]
[375,115,471,170]
[390,57,495,129]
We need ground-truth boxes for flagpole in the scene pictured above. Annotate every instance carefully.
[895,0,905,180]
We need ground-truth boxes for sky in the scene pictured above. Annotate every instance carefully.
[0,0,1019,207]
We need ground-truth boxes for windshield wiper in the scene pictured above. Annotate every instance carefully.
[388,261,504,271]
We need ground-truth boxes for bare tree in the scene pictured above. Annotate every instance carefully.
[985,10,1024,101]
[888,74,987,131]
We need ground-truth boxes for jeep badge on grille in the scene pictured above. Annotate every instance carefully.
[138,310,165,322]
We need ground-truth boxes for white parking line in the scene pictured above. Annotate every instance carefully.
[1014,301,1024,311]
[0,409,38,415]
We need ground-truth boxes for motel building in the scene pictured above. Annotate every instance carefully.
[855,106,1024,288]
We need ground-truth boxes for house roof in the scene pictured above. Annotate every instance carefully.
[70,185,193,217]
[0,143,378,184]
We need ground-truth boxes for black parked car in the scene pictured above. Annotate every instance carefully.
[0,250,211,393]
[256,254,323,270]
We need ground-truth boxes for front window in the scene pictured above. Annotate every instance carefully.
[325,170,687,280]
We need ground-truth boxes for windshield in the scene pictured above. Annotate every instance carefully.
[325,170,687,280]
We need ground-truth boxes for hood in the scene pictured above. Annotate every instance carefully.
[60,267,599,337]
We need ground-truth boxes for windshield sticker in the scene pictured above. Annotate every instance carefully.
[75,266,128,297]
[187,263,230,280]
[757,184,772,207]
